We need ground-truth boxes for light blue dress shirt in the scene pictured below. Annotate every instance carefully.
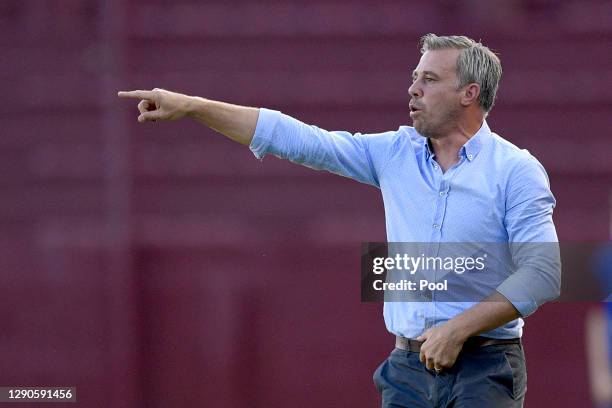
[249,108,561,339]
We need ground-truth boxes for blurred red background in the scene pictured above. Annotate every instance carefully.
[1,1,611,407]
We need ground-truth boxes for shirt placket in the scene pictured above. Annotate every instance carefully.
[424,155,463,329]
[421,158,440,329]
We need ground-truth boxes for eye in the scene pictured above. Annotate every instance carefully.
[425,77,435,82]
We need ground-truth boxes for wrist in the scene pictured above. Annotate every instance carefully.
[445,319,471,344]
[184,96,204,118]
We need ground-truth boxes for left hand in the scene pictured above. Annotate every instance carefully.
[416,323,467,373]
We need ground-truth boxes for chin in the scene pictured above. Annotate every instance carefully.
[412,120,423,133]
[415,123,442,139]
[413,121,428,137]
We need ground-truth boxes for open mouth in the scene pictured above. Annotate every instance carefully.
[409,103,423,114]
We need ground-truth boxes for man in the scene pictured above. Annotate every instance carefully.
[118,34,560,407]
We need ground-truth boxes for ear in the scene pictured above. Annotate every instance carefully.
[460,83,480,108]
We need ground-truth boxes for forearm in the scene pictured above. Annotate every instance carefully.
[118,89,260,146]
[186,97,260,146]
[445,291,521,341]
[416,291,521,370]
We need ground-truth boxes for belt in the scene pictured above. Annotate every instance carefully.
[395,335,521,353]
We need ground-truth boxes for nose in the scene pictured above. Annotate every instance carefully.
[408,80,422,99]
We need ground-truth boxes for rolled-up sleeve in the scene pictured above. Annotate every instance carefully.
[497,157,561,317]
[249,108,279,160]
[249,108,383,187]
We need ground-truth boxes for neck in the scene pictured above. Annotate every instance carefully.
[430,116,484,172]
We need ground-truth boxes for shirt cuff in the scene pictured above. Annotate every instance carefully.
[249,108,282,160]
[496,279,538,317]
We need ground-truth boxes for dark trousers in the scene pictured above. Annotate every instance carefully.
[373,343,527,408]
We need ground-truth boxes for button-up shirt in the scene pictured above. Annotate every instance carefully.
[249,108,560,339]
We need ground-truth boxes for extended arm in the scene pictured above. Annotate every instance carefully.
[118,88,384,186]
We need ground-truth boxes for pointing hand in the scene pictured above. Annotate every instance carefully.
[117,88,193,123]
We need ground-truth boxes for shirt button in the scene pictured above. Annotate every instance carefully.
[468,154,473,160]
[439,191,446,196]
[433,224,440,229]
[433,164,439,169]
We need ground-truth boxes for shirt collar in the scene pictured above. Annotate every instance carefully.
[423,120,491,162]
[461,120,490,162]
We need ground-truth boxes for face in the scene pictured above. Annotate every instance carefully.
[408,49,463,139]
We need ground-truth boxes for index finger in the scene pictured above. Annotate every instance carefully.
[117,90,157,100]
